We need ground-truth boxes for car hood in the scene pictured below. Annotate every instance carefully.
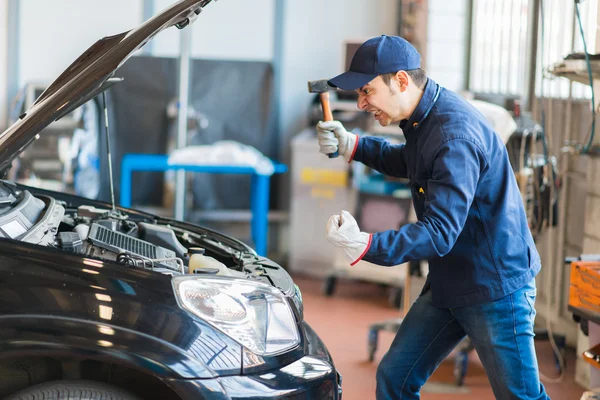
[0,0,214,173]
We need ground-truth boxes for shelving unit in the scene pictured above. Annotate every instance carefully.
[550,58,600,86]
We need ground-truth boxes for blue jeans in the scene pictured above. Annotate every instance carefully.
[376,278,549,399]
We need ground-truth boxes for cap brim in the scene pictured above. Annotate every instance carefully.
[328,71,378,91]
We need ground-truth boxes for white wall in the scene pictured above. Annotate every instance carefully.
[10,0,478,152]
[152,0,275,60]
[15,0,275,86]
[7,0,406,146]
[0,0,8,130]
[4,0,473,137]
[426,0,469,91]
[279,0,400,149]
[18,0,143,87]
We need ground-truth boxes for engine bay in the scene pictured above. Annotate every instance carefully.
[0,181,289,287]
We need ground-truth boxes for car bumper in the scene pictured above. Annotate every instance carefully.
[167,323,342,400]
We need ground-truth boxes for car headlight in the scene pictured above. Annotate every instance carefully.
[172,276,301,356]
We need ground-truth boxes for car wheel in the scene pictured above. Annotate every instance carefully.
[5,380,141,400]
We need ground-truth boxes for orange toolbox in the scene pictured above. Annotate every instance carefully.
[569,260,600,314]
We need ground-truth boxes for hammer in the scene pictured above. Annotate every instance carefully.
[308,79,339,158]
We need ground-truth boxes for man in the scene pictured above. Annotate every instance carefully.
[318,35,548,399]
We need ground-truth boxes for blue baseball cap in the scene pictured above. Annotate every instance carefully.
[328,35,421,91]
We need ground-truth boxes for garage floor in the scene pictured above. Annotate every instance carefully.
[292,274,586,400]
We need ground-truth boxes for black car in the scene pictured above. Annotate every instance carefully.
[0,1,341,399]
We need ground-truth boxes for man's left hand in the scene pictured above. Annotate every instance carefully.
[325,210,372,266]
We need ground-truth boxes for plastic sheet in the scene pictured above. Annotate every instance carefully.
[168,141,275,175]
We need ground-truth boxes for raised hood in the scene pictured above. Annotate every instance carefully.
[0,0,214,173]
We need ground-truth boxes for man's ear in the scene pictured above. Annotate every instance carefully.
[396,70,409,92]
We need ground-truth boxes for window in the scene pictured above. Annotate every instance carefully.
[469,0,598,99]
[470,0,531,95]
[537,0,597,99]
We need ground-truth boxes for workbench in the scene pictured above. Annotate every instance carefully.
[119,153,287,257]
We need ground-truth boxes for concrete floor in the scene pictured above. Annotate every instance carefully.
[292,274,587,400]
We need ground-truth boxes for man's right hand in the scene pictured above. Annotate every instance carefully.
[316,121,358,163]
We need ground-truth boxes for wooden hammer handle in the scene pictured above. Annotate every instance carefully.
[319,92,333,121]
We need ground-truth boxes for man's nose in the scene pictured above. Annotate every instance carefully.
[357,95,368,111]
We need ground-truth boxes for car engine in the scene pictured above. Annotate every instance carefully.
[0,181,252,278]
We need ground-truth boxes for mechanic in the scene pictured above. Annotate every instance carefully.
[317,35,548,400]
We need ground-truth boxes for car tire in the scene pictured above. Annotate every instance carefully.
[5,380,141,400]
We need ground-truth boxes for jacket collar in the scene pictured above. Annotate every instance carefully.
[400,78,440,138]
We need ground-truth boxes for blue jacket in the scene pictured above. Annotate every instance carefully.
[353,79,541,308]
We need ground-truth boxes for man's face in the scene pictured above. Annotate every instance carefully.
[355,74,411,126]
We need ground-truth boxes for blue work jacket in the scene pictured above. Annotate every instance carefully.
[353,78,541,308]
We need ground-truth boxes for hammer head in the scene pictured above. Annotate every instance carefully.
[307,79,336,93]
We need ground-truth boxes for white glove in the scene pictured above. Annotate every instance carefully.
[316,121,358,163]
[326,210,372,265]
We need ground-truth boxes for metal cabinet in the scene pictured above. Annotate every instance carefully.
[288,128,355,277]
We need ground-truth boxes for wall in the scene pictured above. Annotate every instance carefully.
[0,0,8,130]
[18,0,143,88]
[152,0,275,60]
[427,0,469,91]
[3,0,275,119]
[277,0,471,149]
[0,0,477,135]
[278,0,400,155]
[4,0,274,126]
[4,0,472,149]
